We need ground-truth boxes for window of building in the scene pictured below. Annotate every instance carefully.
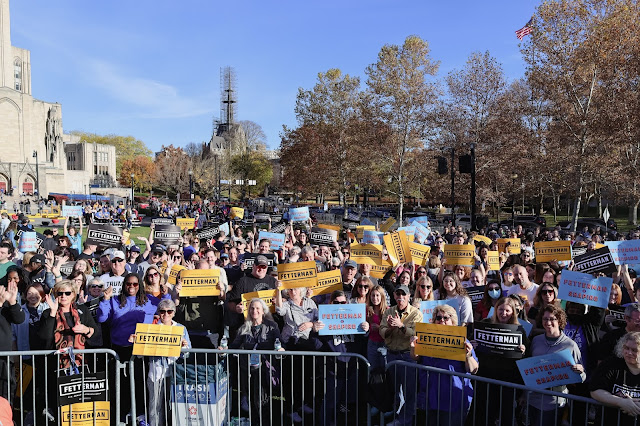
[14,59,22,91]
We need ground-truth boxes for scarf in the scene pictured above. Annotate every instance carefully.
[54,304,85,369]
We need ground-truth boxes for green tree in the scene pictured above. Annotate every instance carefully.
[70,131,153,174]
[365,35,440,225]
[230,151,273,199]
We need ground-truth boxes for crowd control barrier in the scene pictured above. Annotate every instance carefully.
[0,348,124,426]
[384,360,613,426]
[127,348,371,426]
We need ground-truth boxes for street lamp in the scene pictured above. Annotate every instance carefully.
[130,173,135,207]
[511,172,518,229]
[188,169,193,211]
[32,151,39,197]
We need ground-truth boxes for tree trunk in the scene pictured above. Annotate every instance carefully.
[552,193,558,223]
[628,199,640,225]
[597,192,602,218]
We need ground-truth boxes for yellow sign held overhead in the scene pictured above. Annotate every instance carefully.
[61,401,110,426]
[409,242,431,266]
[497,238,521,254]
[278,261,318,289]
[168,264,186,285]
[356,225,375,240]
[487,251,501,271]
[443,244,476,267]
[230,207,244,220]
[176,218,195,230]
[471,235,492,245]
[384,230,411,265]
[414,322,467,361]
[312,270,343,296]
[317,223,341,233]
[380,217,396,233]
[179,269,221,297]
[242,289,277,317]
[350,243,384,265]
[132,323,184,357]
[535,240,572,262]
[370,257,393,279]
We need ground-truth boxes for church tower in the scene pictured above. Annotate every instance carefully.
[0,0,30,94]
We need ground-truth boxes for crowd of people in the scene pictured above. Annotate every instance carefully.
[1,204,640,425]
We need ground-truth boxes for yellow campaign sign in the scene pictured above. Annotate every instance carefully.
[409,242,431,266]
[132,323,184,357]
[471,235,492,245]
[414,322,467,361]
[317,223,341,233]
[230,207,244,220]
[122,230,131,245]
[15,363,33,397]
[497,238,521,254]
[159,261,168,276]
[168,264,186,285]
[176,218,195,230]
[370,257,393,279]
[595,243,605,249]
[61,401,110,426]
[380,217,396,233]
[278,261,318,289]
[356,225,375,240]
[384,231,411,265]
[312,270,343,296]
[535,240,572,262]
[444,244,476,267]
[487,251,501,271]
[242,289,277,317]
[179,269,220,297]
[350,243,384,265]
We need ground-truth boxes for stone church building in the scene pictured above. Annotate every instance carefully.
[0,0,115,198]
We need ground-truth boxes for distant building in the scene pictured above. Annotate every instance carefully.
[0,0,116,197]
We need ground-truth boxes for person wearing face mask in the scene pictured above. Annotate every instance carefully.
[474,280,502,321]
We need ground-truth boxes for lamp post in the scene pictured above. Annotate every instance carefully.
[130,173,135,207]
[32,151,39,197]
[511,172,518,229]
[188,169,193,211]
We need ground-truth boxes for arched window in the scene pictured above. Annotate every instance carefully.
[14,58,22,91]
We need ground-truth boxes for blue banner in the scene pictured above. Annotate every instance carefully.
[318,303,366,335]
[558,270,611,309]
[289,206,310,222]
[516,349,582,389]
[419,299,459,322]
[604,240,640,265]
[258,231,286,250]
[407,216,431,228]
[362,230,384,245]
[62,205,84,217]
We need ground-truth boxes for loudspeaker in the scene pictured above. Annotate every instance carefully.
[437,157,448,175]
[459,155,472,174]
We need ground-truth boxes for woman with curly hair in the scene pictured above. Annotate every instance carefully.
[142,265,174,306]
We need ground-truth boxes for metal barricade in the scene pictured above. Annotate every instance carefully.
[385,360,615,426]
[0,348,124,426]
[128,348,371,426]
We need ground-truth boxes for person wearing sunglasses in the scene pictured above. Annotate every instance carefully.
[144,299,191,426]
[142,265,173,307]
[527,282,559,332]
[412,276,435,308]
[410,304,478,426]
[98,250,128,298]
[350,277,372,304]
[315,290,369,424]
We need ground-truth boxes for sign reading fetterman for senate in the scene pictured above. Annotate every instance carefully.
[309,227,338,246]
[179,269,221,297]
[86,224,122,248]
[534,241,572,262]
[132,323,184,357]
[414,322,467,361]
[278,261,318,289]
[153,224,182,246]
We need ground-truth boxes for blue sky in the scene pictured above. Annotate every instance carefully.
[10,0,537,152]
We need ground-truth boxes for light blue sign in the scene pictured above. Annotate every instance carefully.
[289,206,310,222]
[413,222,431,244]
[516,349,582,389]
[407,216,431,228]
[258,231,286,250]
[362,230,384,245]
[397,226,416,241]
[318,303,366,335]
[218,222,230,236]
[558,270,611,309]
[62,205,83,217]
[604,240,640,265]
[419,299,459,322]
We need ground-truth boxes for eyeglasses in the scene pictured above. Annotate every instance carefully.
[420,285,432,290]
[358,285,370,290]
[333,300,347,304]
[112,258,125,263]
[158,309,174,314]
[541,289,555,294]
[435,315,451,322]
[172,256,182,260]
[417,270,427,274]
[56,291,73,297]
[89,285,103,289]
[504,272,514,276]
[148,272,159,278]
[125,282,139,287]
[542,317,558,322]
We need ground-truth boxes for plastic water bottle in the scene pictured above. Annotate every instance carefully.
[274,338,282,359]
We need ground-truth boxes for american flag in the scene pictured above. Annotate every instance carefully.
[516,19,533,40]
